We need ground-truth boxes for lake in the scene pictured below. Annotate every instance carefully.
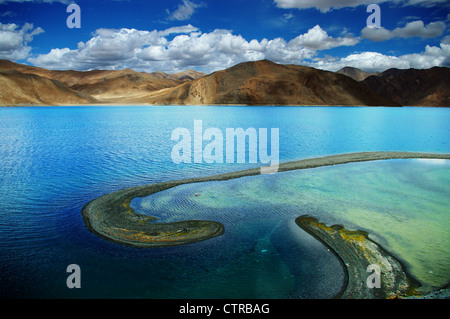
[0,105,449,298]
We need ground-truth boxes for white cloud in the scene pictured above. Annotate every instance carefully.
[0,22,44,60]
[274,0,378,12]
[282,13,294,21]
[311,52,410,72]
[362,20,445,41]
[361,26,394,41]
[27,24,359,73]
[167,0,204,21]
[290,25,359,50]
[158,24,199,36]
[393,20,445,38]
[307,37,450,72]
[22,21,449,74]
[274,0,449,12]
[401,42,450,69]
[28,47,71,65]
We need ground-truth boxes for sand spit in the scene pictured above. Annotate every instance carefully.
[297,216,417,299]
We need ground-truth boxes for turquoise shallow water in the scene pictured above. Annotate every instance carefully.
[133,159,450,292]
[0,105,449,298]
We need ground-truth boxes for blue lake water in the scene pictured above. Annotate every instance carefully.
[0,105,449,298]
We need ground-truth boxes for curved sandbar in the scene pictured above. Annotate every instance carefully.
[81,182,225,248]
[296,216,419,299]
[82,151,450,249]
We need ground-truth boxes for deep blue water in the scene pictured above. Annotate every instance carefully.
[0,105,449,298]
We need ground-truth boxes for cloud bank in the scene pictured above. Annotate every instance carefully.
[1,19,448,74]
[361,20,445,41]
[309,36,450,72]
[26,24,360,73]
[274,0,449,12]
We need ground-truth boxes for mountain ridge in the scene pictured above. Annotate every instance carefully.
[0,59,206,103]
[137,59,400,106]
[0,59,448,107]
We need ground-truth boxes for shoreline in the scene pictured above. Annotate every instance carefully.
[81,151,450,297]
[2,103,450,107]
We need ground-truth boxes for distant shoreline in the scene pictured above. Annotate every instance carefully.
[2,103,449,107]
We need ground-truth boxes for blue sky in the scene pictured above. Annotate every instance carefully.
[0,0,449,73]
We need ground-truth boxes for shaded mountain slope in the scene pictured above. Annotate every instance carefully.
[362,67,450,107]
[140,60,399,106]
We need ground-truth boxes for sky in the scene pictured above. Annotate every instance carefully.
[0,0,449,74]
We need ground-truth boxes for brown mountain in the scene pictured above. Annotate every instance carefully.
[362,67,450,107]
[138,60,399,106]
[152,69,207,81]
[67,69,206,102]
[0,60,206,103]
[337,67,379,82]
[2,59,447,107]
[0,70,97,106]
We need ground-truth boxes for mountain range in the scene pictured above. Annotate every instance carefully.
[0,59,448,107]
[0,59,205,105]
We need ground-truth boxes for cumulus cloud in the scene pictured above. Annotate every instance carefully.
[274,0,378,12]
[307,37,450,72]
[290,25,359,50]
[362,20,445,41]
[20,22,449,74]
[27,24,359,73]
[167,0,204,21]
[392,20,445,38]
[274,0,449,12]
[361,26,394,41]
[310,52,410,72]
[0,22,44,60]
